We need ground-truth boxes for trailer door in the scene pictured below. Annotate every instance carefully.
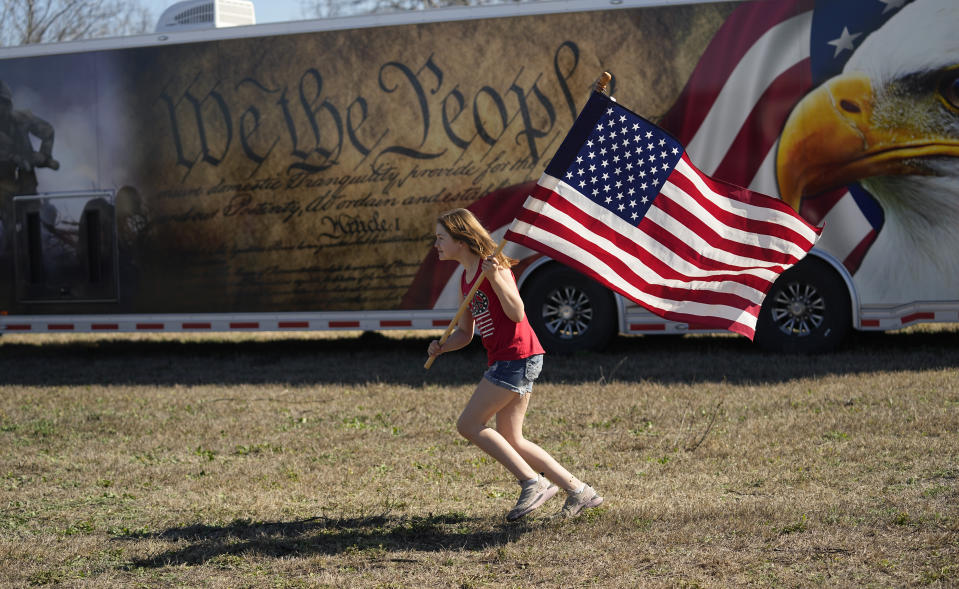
[13,192,117,303]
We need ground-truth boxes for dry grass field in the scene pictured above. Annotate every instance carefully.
[0,326,957,588]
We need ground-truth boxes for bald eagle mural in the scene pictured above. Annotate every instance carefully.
[777,0,959,304]
[657,0,959,351]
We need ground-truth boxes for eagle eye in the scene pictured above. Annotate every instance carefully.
[939,69,959,111]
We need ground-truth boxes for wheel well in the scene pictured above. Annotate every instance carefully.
[803,250,859,328]
[754,252,855,353]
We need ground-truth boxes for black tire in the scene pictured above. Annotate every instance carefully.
[754,256,851,353]
[522,265,618,354]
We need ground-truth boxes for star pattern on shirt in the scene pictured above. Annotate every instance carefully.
[563,106,684,225]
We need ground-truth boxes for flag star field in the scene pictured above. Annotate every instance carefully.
[562,106,684,226]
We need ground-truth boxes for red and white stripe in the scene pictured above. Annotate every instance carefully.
[5,305,953,335]
[859,306,959,330]
[0,312,453,334]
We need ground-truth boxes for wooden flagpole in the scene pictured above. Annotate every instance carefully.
[424,238,507,369]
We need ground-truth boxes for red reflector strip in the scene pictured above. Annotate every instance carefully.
[230,322,259,329]
[5,324,31,331]
[860,319,880,328]
[182,322,211,329]
[136,323,164,330]
[92,324,119,330]
[630,323,666,331]
[329,321,360,328]
[278,321,308,328]
[432,319,451,327]
[901,312,934,324]
[380,320,411,327]
[48,324,75,330]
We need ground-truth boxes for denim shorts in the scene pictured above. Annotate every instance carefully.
[483,354,544,396]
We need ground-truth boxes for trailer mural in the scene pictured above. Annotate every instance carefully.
[2,0,958,352]
[0,4,732,314]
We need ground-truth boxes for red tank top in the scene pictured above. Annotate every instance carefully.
[461,268,545,365]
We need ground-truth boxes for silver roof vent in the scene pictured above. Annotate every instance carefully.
[155,0,256,33]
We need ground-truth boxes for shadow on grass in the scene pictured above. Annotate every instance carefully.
[120,512,526,567]
[2,327,958,387]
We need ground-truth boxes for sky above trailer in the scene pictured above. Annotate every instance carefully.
[144,0,304,25]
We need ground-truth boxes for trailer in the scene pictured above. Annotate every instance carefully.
[1,0,957,353]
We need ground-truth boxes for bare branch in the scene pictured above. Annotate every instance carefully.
[0,0,152,47]
[684,400,723,453]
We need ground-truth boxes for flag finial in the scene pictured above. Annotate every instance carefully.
[595,72,612,95]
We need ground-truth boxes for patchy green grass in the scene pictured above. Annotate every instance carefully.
[0,326,957,587]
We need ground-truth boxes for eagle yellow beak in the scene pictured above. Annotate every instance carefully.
[776,72,959,210]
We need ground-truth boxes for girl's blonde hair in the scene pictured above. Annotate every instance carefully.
[437,208,516,267]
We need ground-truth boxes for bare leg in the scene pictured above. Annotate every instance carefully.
[496,392,584,493]
[457,378,538,481]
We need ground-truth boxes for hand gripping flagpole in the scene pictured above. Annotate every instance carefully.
[424,238,507,369]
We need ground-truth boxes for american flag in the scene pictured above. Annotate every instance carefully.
[504,92,820,339]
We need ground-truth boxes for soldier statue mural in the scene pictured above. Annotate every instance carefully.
[0,80,59,266]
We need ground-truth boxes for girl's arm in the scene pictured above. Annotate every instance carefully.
[427,299,475,357]
[482,258,525,323]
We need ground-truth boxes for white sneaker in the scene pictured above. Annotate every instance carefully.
[506,477,559,521]
[558,484,603,518]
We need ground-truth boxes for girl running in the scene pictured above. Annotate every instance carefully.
[427,208,603,521]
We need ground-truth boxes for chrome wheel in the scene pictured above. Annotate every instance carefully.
[542,286,594,340]
[769,281,825,337]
